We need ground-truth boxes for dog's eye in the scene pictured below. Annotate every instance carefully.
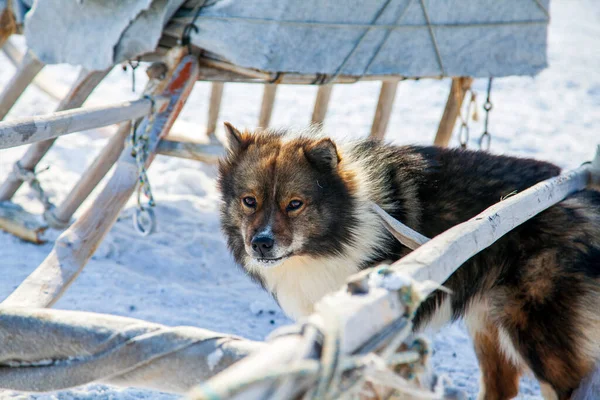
[242,196,257,208]
[286,199,303,212]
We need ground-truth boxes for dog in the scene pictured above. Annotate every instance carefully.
[217,123,600,400]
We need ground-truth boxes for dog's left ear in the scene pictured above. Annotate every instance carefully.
[304,138,340,170]
[223,122,253,155]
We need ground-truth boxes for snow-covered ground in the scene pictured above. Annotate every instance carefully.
[1,1,599,398]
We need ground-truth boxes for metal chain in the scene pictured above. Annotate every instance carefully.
[128,58,140,93]
[130,96,157,236]
[479,78,493,151]
[12,162,55,212]
[458,90,477,149]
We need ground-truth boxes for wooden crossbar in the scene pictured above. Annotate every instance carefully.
[0,97,166,150]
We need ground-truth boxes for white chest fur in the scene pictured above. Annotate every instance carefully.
[260,255,361,319]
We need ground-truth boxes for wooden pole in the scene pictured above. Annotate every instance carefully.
[206,82,224,136]
[433,77,473,147]
[0,97,160,150]
[47,122,131,227]
[0,68,109,201]
[369,81,399,140]
[2,49,199,309]
[156,140,225,164]
[190,58,425,85]
[0,50,44,120]
[311,85,333,125]
[258,84,277,128]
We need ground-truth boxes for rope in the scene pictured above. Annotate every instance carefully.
[531,0,550,18]
[360,0,414,76]
[322,0,395,84]
[172,14,549,30]
[12,161,55,213]
[419,0,445,77]
[180,0,208,53]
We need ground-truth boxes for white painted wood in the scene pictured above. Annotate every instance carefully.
[2,49,198,309]
[0,98,158,149]
[392,164,592,295]
[0,49,44,120]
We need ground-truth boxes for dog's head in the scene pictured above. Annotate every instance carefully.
[218,123,357,272]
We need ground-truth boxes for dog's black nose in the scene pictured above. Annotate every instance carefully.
[251,234,274,256]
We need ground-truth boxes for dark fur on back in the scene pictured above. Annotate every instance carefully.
[218,128,600,398]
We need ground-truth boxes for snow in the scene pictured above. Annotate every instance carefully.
[0,0,599,398]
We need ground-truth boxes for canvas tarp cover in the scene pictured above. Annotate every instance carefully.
[1,0,550,78]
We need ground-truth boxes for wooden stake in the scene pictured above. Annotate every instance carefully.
[0,50,44,120]
[433,77,473,147]
[48,122,131,227]
[2,49,198,309]
[0,68,109,201]
[311,85,333,125]
[369,81,399,140]
[258,84,277,128]
[206,82,224,136]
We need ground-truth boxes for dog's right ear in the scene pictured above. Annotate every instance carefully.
[223,122,252,155]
